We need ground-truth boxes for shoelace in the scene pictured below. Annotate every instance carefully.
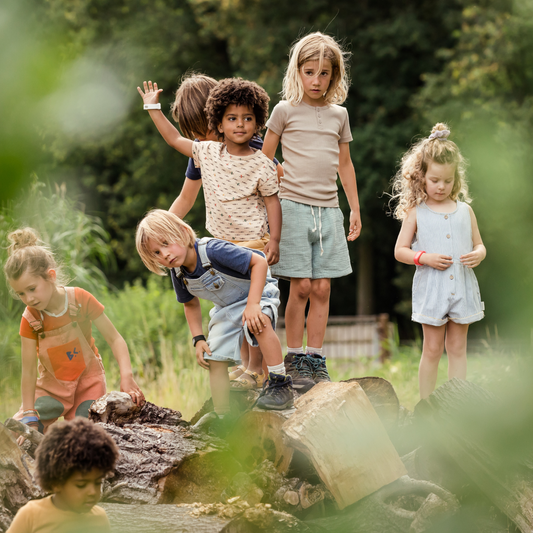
[294,356,314,378]
[309,356,330,379]
[259,376,291,398]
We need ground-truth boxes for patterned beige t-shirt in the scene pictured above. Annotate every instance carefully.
[192,141,279,241]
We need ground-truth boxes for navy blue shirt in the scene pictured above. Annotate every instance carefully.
[171,239,264,303]
[185,135,279,180]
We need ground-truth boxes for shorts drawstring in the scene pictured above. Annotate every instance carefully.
[310,206,324,256]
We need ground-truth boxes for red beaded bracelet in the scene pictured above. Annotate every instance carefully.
[413,251,426,266]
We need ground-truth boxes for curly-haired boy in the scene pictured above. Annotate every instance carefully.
[7,417,118,533]
[137,77,282,265]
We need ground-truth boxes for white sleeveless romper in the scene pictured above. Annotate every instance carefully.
[411,201,484,326]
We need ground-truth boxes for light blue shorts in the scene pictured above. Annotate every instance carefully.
[271,199,352,280]
[204,283,280,363]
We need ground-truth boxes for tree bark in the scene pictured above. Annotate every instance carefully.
[101,422,242,505]
[0,422,41,532]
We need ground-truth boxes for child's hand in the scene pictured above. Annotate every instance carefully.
[195,341,211,370]
[137,81,163,105]
[421,253,453,270]
[460,250,484,268]
[347,210,362,241]
[120,375,145,406]
[243,303,268,335]
[264,240,280,266]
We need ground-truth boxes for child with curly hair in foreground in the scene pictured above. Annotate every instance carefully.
[7,417,118,533]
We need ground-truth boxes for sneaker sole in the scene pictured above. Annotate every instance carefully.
[256,399,294,411]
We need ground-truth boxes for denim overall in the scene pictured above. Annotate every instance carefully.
[15,287,106,431]
[174,238,280,362]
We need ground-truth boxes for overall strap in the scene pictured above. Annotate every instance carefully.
[22,308,44,335]
[65,287,81,318]
[197,237,214,269]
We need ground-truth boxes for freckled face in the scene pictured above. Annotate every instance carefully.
[299,59,333,105]
[424,161,456,204]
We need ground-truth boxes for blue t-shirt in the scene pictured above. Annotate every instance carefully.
[185,135,278,180]
[171,239,264,303]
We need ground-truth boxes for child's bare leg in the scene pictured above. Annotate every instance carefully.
[306,278,331,348]
[235,345,264,386]
[285,278,312,349]
[209,361,230,415]
[445,322,469,381]
[255,317,284,367]
[419,324,446,399]
[240,341,250,368]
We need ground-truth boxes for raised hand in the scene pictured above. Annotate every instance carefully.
[137,80,163,105]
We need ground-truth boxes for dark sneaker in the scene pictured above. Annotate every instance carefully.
[308,354,331,383]
[256,373,294,410]
[192,411,234,438]
[284,353,316,393]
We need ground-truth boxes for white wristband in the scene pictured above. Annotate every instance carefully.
[143,103,161,110]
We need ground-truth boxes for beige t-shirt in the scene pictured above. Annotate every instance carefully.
[7,495,111,533]
[266,100,353,207]
[192,141,279,241]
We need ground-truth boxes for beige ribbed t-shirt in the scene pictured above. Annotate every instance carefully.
[266,100,353,207]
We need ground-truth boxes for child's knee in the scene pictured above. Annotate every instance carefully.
[290,278,312,300]
[310,279,331,301]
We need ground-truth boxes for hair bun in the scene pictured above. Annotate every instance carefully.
[7,228,40,254]
[429,122,450,140]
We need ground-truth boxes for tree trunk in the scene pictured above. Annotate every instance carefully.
[101,422,242,505]
[101,502,317,533]
[282,382,407,510]
[0,422,41,532]
[414,378,533,533]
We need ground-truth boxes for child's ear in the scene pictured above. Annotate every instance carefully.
[47,269,57,282]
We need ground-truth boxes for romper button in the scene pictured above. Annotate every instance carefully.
[450,275,454,280]
[446,234,451,239]
[214,284,219,288]
[451,292,455,295]
[444,215,448,219]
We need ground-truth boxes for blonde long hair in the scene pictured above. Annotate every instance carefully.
[136,210,196,276]
[4,227,68,296]
[391,123,470,221]
[282,32,350,106]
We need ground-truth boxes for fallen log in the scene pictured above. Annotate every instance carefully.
[0,422,41,533]
[304,475,459,533]
[227,408,295,474]
[414,378,533,533]
[342,377,400,432]
[101,501,317,532]
[101,422,242,505]
[89,391,185,426]
[282,382,407,510]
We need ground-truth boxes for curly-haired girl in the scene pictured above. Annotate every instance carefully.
[392,123,486,399]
